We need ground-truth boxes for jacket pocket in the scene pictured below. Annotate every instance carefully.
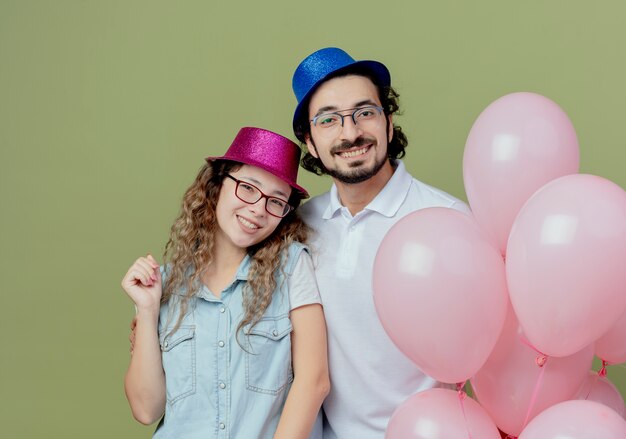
[159,325,196,404]
[245,316,293,395]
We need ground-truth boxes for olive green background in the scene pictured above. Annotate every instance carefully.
[2,1,625,437]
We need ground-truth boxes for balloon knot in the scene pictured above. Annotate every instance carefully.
[535,354,547,367]
[456,381,467,400]
[598,359,608,378]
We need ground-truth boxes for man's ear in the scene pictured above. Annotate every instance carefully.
[387,114,394,143]
[305,134,319,159]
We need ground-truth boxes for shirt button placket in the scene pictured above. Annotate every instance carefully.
[216,296,230,438]
[337,219,358,276]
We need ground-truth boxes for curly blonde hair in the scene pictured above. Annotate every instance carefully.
[161,160,309,340]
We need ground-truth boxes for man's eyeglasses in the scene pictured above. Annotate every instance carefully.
[310,105,384,138]
[225,174,293,218]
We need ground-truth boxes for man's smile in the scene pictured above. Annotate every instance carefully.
[336,145,371,159]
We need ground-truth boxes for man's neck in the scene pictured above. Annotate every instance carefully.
[334,160,395,216]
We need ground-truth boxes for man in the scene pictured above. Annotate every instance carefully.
[291,47,470,439]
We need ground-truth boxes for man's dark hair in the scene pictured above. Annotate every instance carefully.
[293,66,408,176]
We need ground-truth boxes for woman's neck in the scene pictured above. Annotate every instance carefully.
[201,237,247,298]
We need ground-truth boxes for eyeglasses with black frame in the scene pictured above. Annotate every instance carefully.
[225,174,294,218]
[310,105,384,138]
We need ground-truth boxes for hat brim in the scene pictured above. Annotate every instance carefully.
[292,60,391,139]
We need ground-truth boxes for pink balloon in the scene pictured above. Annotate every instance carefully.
[373,208,507,383]
[463,92,580,255]
[385,388,501,439]
[471,303,594,437]
[507,174,626,357]
[518,400,626,438]
[575,371,625,418]
[596,310,626,364]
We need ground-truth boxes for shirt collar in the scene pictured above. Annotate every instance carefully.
[322,160,412,219]
[323,184,344,219]
[234,253,252,280]
[196,253,251,302]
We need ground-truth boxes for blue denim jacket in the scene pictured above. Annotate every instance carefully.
[153,243,307,439]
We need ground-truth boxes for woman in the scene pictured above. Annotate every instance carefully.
[122,127,329,438]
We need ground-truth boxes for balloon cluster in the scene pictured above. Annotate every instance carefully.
[373,92,626,438]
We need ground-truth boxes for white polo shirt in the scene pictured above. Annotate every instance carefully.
[299,160,470,439]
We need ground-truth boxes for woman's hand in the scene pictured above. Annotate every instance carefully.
[121,254,162,313]
[123,254,167,424]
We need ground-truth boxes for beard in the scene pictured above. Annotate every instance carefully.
[315,136,389,184]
